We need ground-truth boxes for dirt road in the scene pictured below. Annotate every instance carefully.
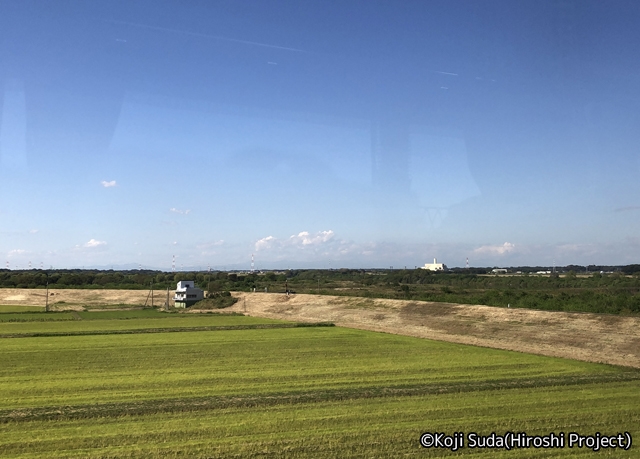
[2,288,638,368]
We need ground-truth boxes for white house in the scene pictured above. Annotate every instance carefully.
[421,258,446,271]
[173,280,204,308]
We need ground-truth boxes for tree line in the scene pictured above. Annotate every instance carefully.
[1,267,639,314]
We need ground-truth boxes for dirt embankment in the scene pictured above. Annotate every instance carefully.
[227,293,640,369]
[2,288,639,368]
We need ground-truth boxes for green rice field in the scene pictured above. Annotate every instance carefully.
[0,309,638,458]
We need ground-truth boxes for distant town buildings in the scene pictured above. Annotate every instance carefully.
[173,280,204,308]
[421,258,446,271]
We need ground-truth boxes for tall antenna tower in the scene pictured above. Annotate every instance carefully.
[40,262,43,269]
[172,255,175,272]
[251,253,255,273]
[466,257,469,269]
[28,261,31,269]
[5,261,8,270]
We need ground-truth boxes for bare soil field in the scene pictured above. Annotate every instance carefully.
[2,288,638,368]
[0,288,173,310]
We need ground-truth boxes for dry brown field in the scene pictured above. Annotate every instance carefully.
[224,292,640,369]
[2,288,638,368]
[0,288,174,310]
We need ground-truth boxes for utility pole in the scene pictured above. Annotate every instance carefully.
[45,272,49,312]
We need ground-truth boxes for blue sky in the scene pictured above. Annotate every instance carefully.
[1,0,639,270]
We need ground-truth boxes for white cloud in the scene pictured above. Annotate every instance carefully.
[473,242,515,256]
[255,236,276,251]
[101,180,117,188]
[434,70,458,76]
[249,235,448,266]
[84,239,106,248]
[170,208,191,215]
[8,249,26,257]
[255,231,335,253]
[289,230,334,246]
[28,229,38,234]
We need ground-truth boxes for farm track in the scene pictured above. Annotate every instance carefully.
[2,288,640,368]
[3,371,638,423]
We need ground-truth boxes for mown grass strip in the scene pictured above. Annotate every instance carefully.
[2,370,638,423]
[77,309,177,320]
[0,309,244,321]
[0,322,335,338]
[0,306,45,313]
[1,385,638,459]
[0,326,625,411]
[0,314,287,335]
[77,310,247,319]
[0,312,77,322]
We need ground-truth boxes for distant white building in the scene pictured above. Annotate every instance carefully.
[491,269,508,274]
[421,258,446,271]
[173,280,204,308]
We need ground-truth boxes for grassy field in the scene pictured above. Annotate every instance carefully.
[0,310,286,336]
[0,309,638,457]
[0,305,45,313]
